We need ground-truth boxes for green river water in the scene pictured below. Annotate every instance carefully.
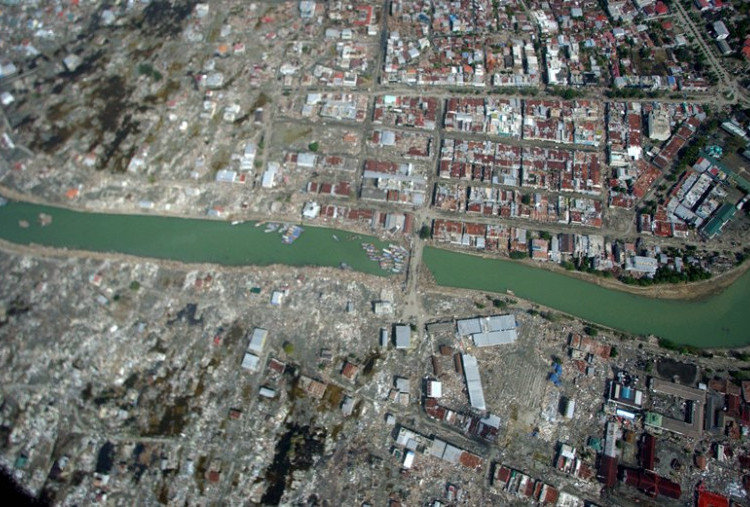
[0,199,748,347]
[423,247,750,348]
[0,200,391,276]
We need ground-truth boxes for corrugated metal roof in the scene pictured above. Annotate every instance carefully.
[473,329,517,347]
[241,353,260,371]
[430,438,447,458]
[248,327,267,354]
[487,314,516,331]
[457,318,482,336]
[442,444,462,464]
[462,354,486,411]
[395,325,411,348]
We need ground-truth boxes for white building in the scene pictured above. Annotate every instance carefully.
[248,328,267,354]
[462,354,486,411]
[713,21,729,40]
[241,353,260,371]
[394,325,411,349]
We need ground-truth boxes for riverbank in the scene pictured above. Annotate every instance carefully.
[0,237,388,288]
[422,241,750,302]
[0,184,404,247]
[2,190,750,346]
[0,199,407,277]
[422,246,750,347]
[2,185,746,302]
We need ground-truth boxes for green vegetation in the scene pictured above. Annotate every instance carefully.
[492,298,507,309]
[308,141,319,152]
[548,86,584,100]
[130,281,141,291]
[610,346,618,358]
[657,338,702,356]
[731,350,750,361]
[283,342,295,355]
[540,311,560,322]
[509,250,527,260]
[619,262,711,286]
[538,231,552,241]
[605,88,647,99]
[137,62,163,82]
[418,225,432,240]
[584,326,598,337]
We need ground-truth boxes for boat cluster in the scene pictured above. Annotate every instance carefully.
[361,243,409,273]
[261,222,304,244]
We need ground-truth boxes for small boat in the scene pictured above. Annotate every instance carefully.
[0,197,7,206]
[332,234,340,242]
[282,225,303,244]
[231,220,243,225]
[38,213,52,226]
[18,220,29,228]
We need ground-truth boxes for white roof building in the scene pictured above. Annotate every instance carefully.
[271,291,285,305]
[457,315,518,347]
[395,377,410,393]
[248,328,267,354]
[427,381,442,398]
[394,325,411,349]
[403,450,415,469]
[261,163,279,188]
[302,201,320,219]
[215,169,237,183]
[462,354,486,411]
[259,386,276,398]
[241,352,260,372]
[297,152,317,168]
[626,255,658,277]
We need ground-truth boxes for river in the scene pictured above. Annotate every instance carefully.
[423,247,750,348]
[0,200,395,276]
[0,199,748,347]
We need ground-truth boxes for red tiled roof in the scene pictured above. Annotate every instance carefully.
[697,489,729,507]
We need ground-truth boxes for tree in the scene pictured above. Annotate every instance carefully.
[418,225,432,240]
[492,298,507,309]
[308,141,319,152]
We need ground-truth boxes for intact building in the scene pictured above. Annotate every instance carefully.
[456,314,518,347]
[462,354,486,411]
[248,328,268,354]
[394,325,412,349]
[713,21,729,40]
